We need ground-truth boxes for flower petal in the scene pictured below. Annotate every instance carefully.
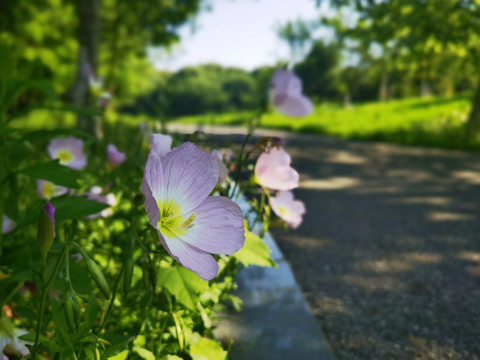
[274,94,312,117]
[183,196,245,254]
[161,142,218,215]
[142,151,163,228]
[151,133,172,157]
[159,232,219,280]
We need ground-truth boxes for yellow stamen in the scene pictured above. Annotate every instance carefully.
[42,182,56,199]
[278,206,290,216]
[157,199,195,238]
[57,149,72,163]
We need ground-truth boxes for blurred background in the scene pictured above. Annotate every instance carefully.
[4,0,480,151]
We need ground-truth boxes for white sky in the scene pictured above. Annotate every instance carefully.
[149,0,334,71]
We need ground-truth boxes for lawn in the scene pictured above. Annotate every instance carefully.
[172,94,475,150]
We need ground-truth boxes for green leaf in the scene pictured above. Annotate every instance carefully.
[133,347,155,360]
[108,350,129,360]
[233,229,276,267]
[157,266,208,310]
[0,43,14,79]
[190,338,227,360]
[50,196,109,220]
[163,356,183,360]
[20,160,80,189]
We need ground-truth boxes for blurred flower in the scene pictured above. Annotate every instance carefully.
[255,147,299,190]
[2,216,15,234]
[212,149,229,184]
[270,191,306,229]
[47,137,87,170]
[151,133,172,157]
[142,142,245,280]
[270,69,312,117]
[107,144,126,167]
[85,188,117,219]
[100,92,111,107]
[1,328,30,359]
[37,179,68,199]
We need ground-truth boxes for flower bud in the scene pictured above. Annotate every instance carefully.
[37,202,55,264]
[64,290,80,332]
[84,256,111,300]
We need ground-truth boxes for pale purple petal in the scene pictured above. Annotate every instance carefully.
[212,149,228,184]
[182,196,244,254]
[271,69,302,96]
[159,231,219,280]
[270,191,306,228]
[161,142,218,215]
[107,144,126,166]
[255,147,299,190]
[2,215,15,234]
[151,133,172,158]
[47,137,87,170]
[270,69,312,117]
[274,94,313,117]
[142,151,162,228]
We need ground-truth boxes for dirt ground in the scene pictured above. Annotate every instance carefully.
[173,124,480,360]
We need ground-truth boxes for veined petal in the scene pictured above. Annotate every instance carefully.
[161,142,218,215]
[142,151,163,228]
[182,196,245,254]
[159,231,219,280]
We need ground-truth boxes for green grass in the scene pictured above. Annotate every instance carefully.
[173,94,476,150]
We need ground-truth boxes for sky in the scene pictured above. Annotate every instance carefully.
[149,0,334,71]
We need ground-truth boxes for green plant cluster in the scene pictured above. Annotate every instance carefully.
[0,47,276,360]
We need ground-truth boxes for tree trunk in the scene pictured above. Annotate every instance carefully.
[343,90,351,108]
[70,0,102,139]
[378,72,389,102]
[466,78,480,139]
[420,77,431,97]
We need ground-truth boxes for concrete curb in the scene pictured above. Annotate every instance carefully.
[214,198,336,360]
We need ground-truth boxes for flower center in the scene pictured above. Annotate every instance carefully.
[157,199,195,238]
[278,206,290,216]
[42,182,56,199]
[57,149,72,163]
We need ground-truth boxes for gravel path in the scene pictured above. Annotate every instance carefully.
[171,124,480,360]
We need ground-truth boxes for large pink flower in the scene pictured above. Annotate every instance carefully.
[255,147,299,190]
[151,133,172,157]
[107,144,126,167]
[47,137,87,170]
[142,142,245,280]
[270,191,306,229]
[270,69,312,117]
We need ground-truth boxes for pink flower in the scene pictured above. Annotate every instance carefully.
[47,137,87,170]
[255,147,299,190]
[2,216,15,234]
[270,191,306,228]
[151,133,172,157]
[85,187,117,219]
[270,69,313,117]
[37,180,68,199]
[212,149,229,184]
[107,144,126,167]
[142,142,245,280]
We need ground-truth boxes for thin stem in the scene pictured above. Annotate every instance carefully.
[32,245,68,359]
[98,262,124,333]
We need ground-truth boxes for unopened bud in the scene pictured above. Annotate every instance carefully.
[37,202,55,263]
